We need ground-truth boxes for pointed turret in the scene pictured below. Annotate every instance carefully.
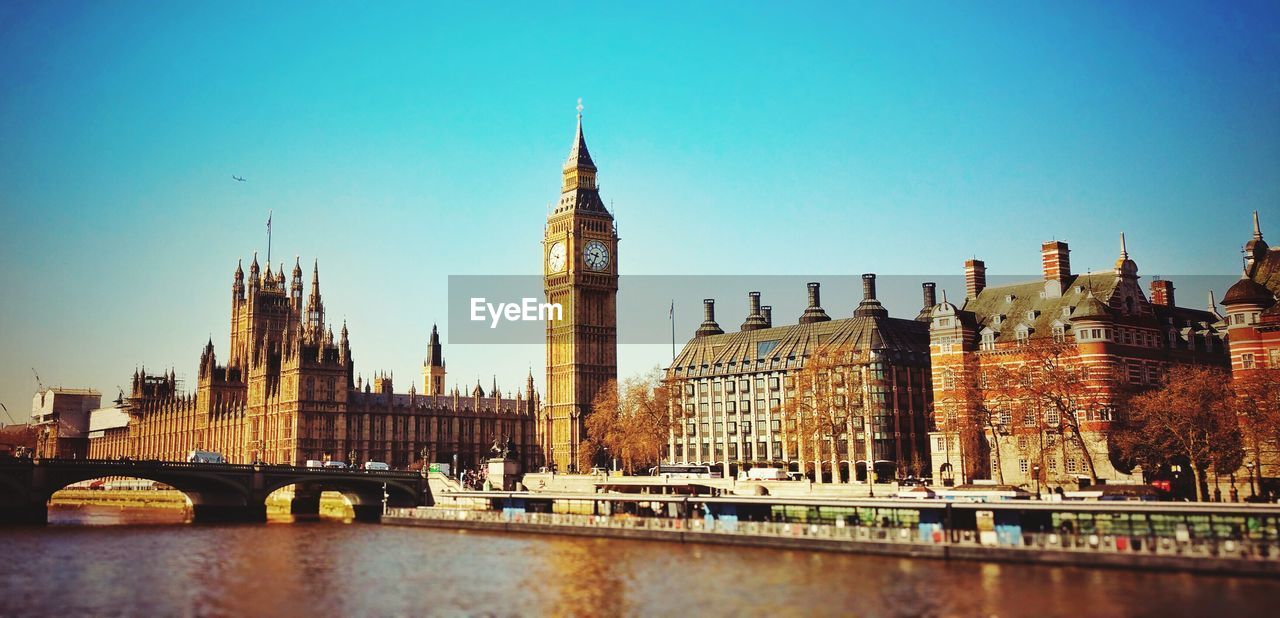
[1245,211,1269,276]
[1114,233,1138,278]
[565,102,596,172]
[339,320,350,365]
[556,99,606,212]
[233,259,245,300]
[305,259,325,342]
[248,252,261,291]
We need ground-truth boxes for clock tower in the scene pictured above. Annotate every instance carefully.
[543,103,618,472]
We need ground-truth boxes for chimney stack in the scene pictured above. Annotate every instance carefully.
[1150,279,1175,307]
[696,299,724,337]
[741,291,769,331]
[799,282,832,324]
[916,282,938,321]
[922,282,937,309]
[965,259,986,299]
[761,306,772,328]
[1041,241,1070,297]
[855,273,888,318]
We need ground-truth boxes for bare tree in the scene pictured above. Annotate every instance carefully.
[782,343,863,483]
[1113,365,1243,501]
[584,369,672,474]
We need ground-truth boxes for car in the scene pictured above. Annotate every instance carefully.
[362,461,390,471]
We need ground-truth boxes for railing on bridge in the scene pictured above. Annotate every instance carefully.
[385,505,1280,563]
[0,458,423,479]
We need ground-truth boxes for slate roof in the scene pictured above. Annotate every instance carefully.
[1248,247,1280,298]
[670,303,930,377]
[960,272,1221,343]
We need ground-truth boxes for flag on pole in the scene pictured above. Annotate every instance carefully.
[669,300,674,320]
[267,210,272,233]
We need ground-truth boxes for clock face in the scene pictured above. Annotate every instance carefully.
[547,242,566,272]
[584,240,610,271]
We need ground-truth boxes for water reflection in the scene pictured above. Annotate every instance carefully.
[2,507,1278,617]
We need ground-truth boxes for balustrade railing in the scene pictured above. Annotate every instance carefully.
[384,506,1280,562]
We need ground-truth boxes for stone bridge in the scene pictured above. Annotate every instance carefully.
[0,459,432,524]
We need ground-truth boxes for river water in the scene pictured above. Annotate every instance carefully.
[0,505,1276,617]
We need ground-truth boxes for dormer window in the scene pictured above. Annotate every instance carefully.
[1015,324,1031,344]
[1061,306,1072,318]
[1005,294,1016,304]
[1027,310,1040,320]
[993,314,1005,326]
[980,328,996,351]
[1051,321,1066,343]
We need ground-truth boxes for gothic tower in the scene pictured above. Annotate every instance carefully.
[423,324,446,395]
[543,103,619,471]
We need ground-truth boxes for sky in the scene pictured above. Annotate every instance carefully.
[1,1,1278,420]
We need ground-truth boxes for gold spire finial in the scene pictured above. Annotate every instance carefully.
[576,97,583,116]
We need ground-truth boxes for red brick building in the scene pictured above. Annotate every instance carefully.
[928,236,1227,489]
[1222,211,1280,496]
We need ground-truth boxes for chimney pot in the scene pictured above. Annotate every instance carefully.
[862,274,877,300]
[807,282,821,308]
[922,282,937,309]
[761,306,772,327]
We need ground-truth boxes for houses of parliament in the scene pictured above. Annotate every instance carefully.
[86,108,619,473]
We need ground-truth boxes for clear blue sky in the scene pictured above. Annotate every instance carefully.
[1,1,1277,419]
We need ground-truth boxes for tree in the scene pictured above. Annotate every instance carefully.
[1233,368,1280,484]
[1112,365,1243,501]
[782,343,863,483]
[583,368,672,474]
[1000,340,1118,484]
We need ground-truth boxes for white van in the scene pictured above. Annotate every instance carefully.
[305,460,325,468]
[362,461,390,471]
[323,461,348,469]
[186,450,226,464]
[746,467,787,481]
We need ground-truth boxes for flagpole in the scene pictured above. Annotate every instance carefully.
[266,209,273,265]
[670,300,676,363]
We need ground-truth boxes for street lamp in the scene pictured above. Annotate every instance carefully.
[1033,464,1042,498]
[1245,462,1257,499]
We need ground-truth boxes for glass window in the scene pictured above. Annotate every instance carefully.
[770,420,781,432]
[728,422,737,435]
[726,381,735,394]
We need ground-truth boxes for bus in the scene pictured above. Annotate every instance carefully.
[653,464,719,479]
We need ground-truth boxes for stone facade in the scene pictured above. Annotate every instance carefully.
[543,108,619,472]
[95,258,542,472]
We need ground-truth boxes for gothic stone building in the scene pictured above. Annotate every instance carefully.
[666,276,935,483]
[928,237,1227,489]
[91,257,542,472]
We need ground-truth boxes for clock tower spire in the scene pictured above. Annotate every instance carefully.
[543,101,619,472]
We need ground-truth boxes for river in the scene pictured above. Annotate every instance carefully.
[0,505,1276,617]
